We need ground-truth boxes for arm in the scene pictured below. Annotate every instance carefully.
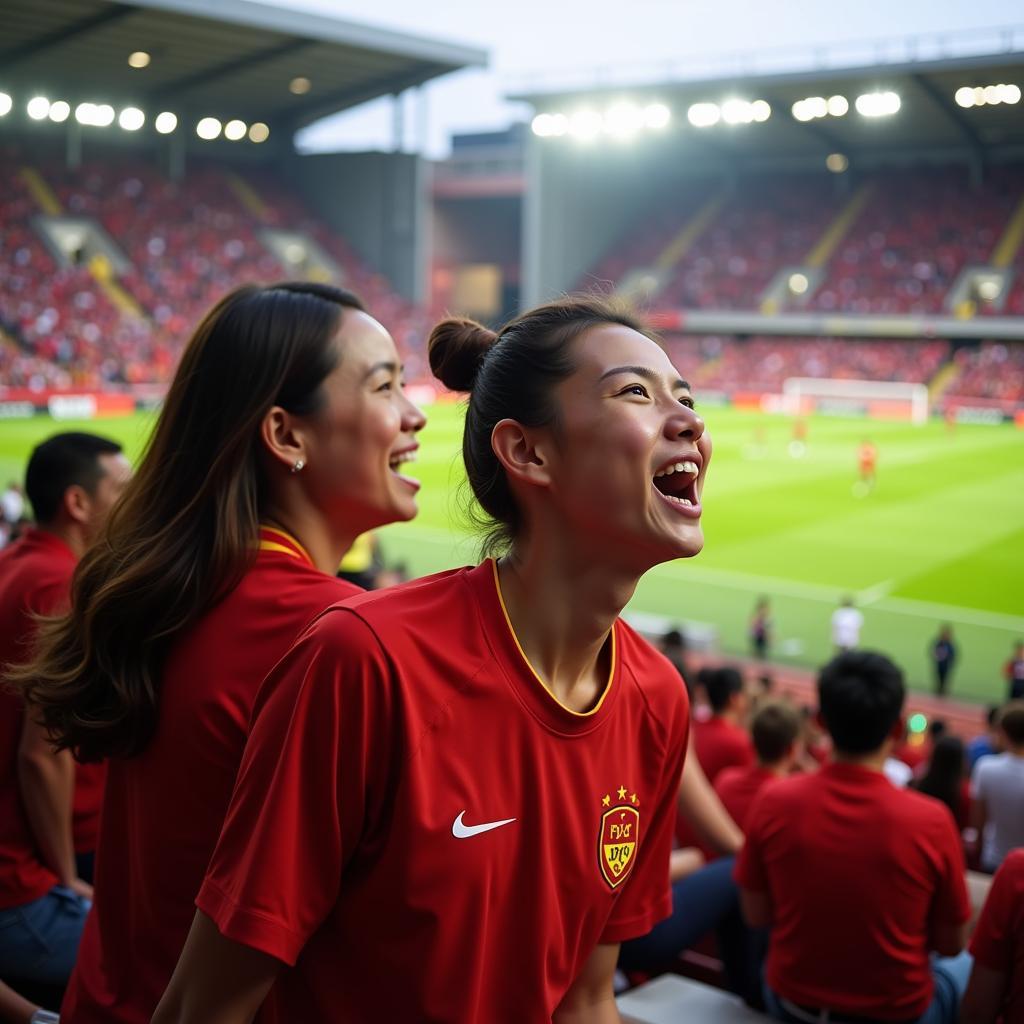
[0,979,40,1024]
[668,847,705,883]
[16,704,89,897]
[151,911,281,1024]
[552,943,621,1024]
[959,963,1007,1024]
[676,748,743,856]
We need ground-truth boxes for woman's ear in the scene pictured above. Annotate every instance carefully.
[491,418,554,491]
[260,406,308,474]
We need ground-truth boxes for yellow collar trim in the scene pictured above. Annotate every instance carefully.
[259,526,314,566]
[490,560,615,718]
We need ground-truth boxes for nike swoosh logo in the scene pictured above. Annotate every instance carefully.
[451,810,517,839]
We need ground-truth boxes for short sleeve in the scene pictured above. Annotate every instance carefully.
[969,857,1016,972]
[970,758,988,801]
[197,607,395,965]
[928,810,971,928]
[599,681,689,944]
[733,795,769,892]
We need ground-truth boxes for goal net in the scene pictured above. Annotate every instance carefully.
[782,377,929,425]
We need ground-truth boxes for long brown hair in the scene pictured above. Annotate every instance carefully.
[11,282,363,760]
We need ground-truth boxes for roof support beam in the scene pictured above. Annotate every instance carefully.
[0,4,135,69]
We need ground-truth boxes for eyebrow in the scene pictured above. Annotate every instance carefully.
[362,360,400,381]
[600,364,690,391]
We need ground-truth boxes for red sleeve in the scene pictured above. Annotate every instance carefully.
[197,608,395,965]
[599,679,689,944]
[928,810,972,928]
[969,857,1017,972]
[733,796,769,892]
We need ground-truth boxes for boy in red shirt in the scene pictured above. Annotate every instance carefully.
[0,433,129,986]
[714,700,801,832]
[736,651,972,1024]
[693,666,754,784]
[962,848,1024,1023]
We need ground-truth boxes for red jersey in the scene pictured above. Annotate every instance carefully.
[199,560,689,1023]
[970,849,1024,1024]
[692,715,754,784]
[62,528,357,1024]
[859,443,877,470]
[735,763,970,1021]
[713,764,779,833]
[0,529,77,905]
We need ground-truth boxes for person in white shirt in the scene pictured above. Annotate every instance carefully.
[831,597,864,651]
[1,483,23,525]
[971,701,1024,872]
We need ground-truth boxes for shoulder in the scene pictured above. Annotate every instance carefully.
[714,765,745,794]
[615,620,689,730]
[891,784,958,834]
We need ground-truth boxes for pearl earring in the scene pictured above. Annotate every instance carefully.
[291,459,305,474]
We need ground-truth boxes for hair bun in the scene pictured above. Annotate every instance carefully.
[428,317,497,393]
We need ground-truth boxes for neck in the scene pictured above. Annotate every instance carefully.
[262,504,355,575]
[761,760,790,777]
[715,708,739,725]
[37,520,85,560]
[832,744,890,772]
[496,528,640,713]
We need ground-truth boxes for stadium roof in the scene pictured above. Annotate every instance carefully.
[2,0,487,133]
[512,45,1024,161]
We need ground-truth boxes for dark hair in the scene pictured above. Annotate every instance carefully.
[706,666,744,714]
[662,629,685,649]
[818,650,905,755]
[428,296,657,555]
[999,701,1024,745]
[25,432,123,524]
[12,282,364,761]
[912,736,965,821]
[751,700,801,764]
[929,718,948,740]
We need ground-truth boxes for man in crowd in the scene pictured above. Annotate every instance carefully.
[971,701,1024,874]
[736,650,972,1024]
[693,666,754,784]
[0,432,130,985]
[714,700,801,833]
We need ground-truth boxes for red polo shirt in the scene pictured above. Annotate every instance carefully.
[693,715,754,784]
[714,763,780,833]
[199,560,689,1022]
[0,529,80,905]
[62,528,357,1024]
[736,762,970,1021]
[969,849,1024,1024]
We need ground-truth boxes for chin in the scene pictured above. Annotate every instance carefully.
[667,526,705,561]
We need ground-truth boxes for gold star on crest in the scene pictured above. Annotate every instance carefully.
[617,785,627,800]
[630,792,639,805]
[602,794,611,807]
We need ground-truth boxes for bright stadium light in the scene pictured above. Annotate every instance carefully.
[751,99,771,122]
[248,122,270,143]
[977,279,1002,302]
[1004,84,1022,104]
[75,102,96,124]
[826,152,849,173]
[155,111,178,134]
[118,107,145,131]
[983,85,1001,105]
[196,116,222,140]
[688,102,720,127]
[289,76,311,95]
[224,118,247,141]
[128,50,151,68]
[788,272,809,295]
[643,102,671,129]
[973,86,987,105]
[604,102,643,139]
[568,109,602,141]
[48,100,71,123]
[531,112,568,137]
[721,99,755,124]
[93,104,115,127]
[955,86,976,108]
[855,91,900,117]
[0,93,11,117]
[827,95,849,116]
[27,96,51,120]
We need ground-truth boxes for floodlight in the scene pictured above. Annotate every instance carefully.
[788,273,809,294]
[954,86,975,108]
[643,102,670,129]
[93,104,115,127]
[196,116,222,140]
[855,91,900,117]
[155,111,177,134]
[568,109,602,141]
[0,93,11,117]
[128,51,151,69]
[826,153,849,173]
[977,279,1002,302]
[75,102,95,124]
[48,100,70,123]
[248,122,270,143]
[973,86,986,106]
[27,96,50,120]
[604,102,643,138]
[224,119,247,141]
[289,76,311,95]
[792,100,812,122]
[722,99,754,125]
[687,102,720,128]
[118,107,145,131]
[751,100,771,122]
[827,95,849,116]
[1004,84,1022,104]
[983,85,1001,105]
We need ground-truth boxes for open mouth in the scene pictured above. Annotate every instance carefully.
[388,449,420,490]
[652,458,701,516]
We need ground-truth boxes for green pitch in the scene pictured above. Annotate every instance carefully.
[2,406,1021,703]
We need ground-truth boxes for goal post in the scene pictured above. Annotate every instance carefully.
[782,377,930,425]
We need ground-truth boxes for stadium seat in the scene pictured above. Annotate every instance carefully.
[617,975,768,1023]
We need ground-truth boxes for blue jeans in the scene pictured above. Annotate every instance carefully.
[0,885,90,984]
[765,951,974,1024]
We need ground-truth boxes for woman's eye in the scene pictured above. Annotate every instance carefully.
[622,384,648,398]
[679,396,695,409]
[375,379,394,392]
